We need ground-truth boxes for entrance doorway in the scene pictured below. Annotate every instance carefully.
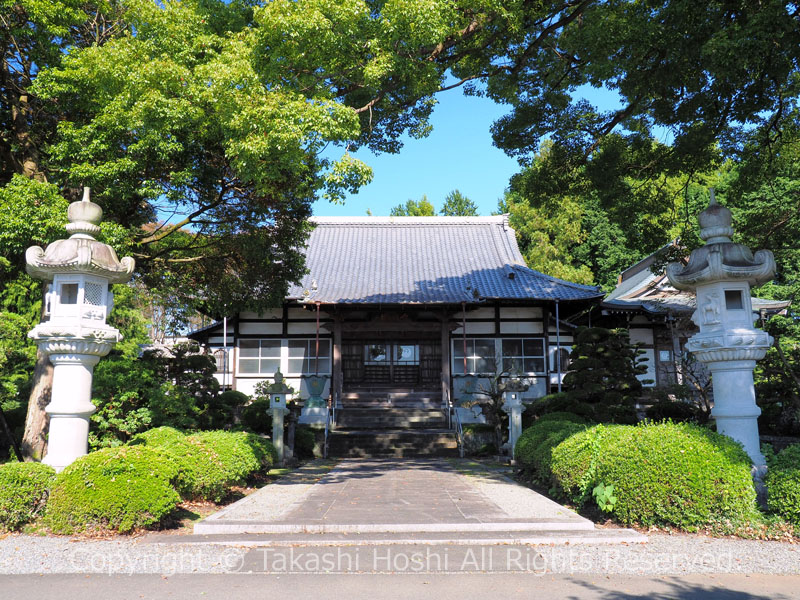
[342,340,441,388]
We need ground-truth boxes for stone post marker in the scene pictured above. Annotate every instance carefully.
[26,188,134,471]
[502,374,529,460]
[267,370,291,465]
[667,191,776,475]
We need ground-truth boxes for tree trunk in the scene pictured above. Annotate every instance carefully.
[21,289,52,461]
[21,349,52,461]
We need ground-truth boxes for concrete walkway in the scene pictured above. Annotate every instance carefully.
[191,459,644,545]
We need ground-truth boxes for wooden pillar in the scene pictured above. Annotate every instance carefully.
[333,313,343,407]
[441,315,451,408]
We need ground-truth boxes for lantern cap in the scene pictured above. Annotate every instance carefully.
[25,188,135,283]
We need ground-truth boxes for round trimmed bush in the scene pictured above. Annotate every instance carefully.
[189,431,275,484]
[515,419,587,482]
[46,446,181,533]
[132,428,230,501]
[550,422,758,528]
[0,462,57,531]
[767,443,800,526]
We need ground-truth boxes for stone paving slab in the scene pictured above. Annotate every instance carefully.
[192,458,632,540]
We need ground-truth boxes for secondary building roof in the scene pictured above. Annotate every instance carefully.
[285,216,602,305]
[604,252,790,316]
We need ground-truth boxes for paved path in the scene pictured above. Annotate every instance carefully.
[192,458,640,542]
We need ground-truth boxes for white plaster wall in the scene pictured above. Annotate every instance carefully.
[499,321,543,334]
[239,322,282,335]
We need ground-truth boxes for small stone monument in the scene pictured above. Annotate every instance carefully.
[667,191,776,476]
[26,188,135,471]
[267,370,291,465]
[502,374,529,459]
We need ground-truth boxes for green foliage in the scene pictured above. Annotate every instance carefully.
[240,399,273,435]
[767,444,800,526]
[189,430,275,485]
[390,196,436,216]
[550,422,758,528]
[500,139,716,289]
[0,462,56,531]
[46,446,181,533]
[90,342,233,449]
[440,190,478,216]
[131,427,275,501]
[515,419,587,483]
[131,426,228,501]
[535,327,646,423]
[293,426,316,460]
[645,400,700,424]
[592,482,617,513]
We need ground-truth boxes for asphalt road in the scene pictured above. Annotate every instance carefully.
[2,573,798,599]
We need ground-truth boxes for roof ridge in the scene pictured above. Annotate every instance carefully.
[310,215,509,225]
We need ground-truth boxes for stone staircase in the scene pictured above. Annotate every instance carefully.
[328,390,458,458]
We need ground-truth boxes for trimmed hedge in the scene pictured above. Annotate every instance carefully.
[645,400,698,423]
[132,427,276,502]
[515,419,587,482]
[549,422,758,528]
[46,446,181,534]
[0,462,57,531]
[767,443,800,526]
[131,426,230,501]
[240,399,273,435]
[189,431,275,484]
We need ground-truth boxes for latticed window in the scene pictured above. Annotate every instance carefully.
[84,281,104,306]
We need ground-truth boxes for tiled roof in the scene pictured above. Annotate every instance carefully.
[286,216,602,304]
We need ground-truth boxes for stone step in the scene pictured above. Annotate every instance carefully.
[327,429,459,458]
[336,408,447,429]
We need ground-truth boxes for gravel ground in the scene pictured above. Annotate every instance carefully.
[1,532,797,575]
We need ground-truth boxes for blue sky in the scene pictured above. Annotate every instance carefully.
[312,90,521,217]
[311,83,639,217]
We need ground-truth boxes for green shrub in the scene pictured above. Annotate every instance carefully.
[774,443,800,470]
[767,443,800,526]
[535,412,590,425]
[130,426,186,446]
[189,431,275,484]
[294,427,316,459]
[515,420,587,482]
[0,462,57,531]
[46,446,181,533]
[646,400,699,423]
[131,427,230,501]
[240,400,273,434]
[550,422,758,528]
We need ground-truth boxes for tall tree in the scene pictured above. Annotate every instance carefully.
[389,196,436,217]
[500,137,718,289]
[440,189,478,216]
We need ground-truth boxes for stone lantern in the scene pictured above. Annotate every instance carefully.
[266,370,291,465]
[667,191,775,474]
[26,188,134,471]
